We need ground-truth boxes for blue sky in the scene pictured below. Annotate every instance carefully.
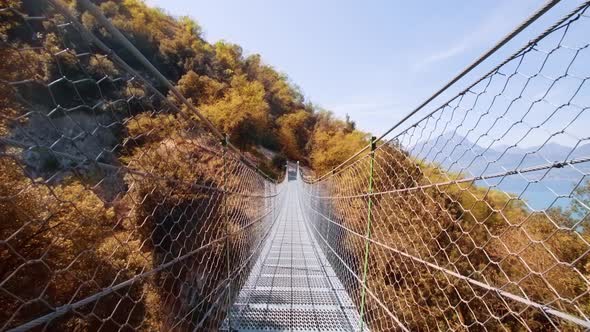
[145,0,586,145]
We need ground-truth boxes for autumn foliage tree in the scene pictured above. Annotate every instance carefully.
[309,110,369,173]
[199,74,269,145]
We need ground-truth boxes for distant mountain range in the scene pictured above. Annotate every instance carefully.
[409,133,590,209]
[411,133,590,180]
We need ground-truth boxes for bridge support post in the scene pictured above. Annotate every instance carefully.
[221,134,232,330]
[359,136,377,331]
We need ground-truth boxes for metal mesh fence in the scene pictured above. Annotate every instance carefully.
[0,1,284,331]
[300,2,590,331]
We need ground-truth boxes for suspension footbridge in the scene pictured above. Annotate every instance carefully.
[223,170,366,331]
[1,0,590,331]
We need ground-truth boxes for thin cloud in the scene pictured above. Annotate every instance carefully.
[420,45,468,66]
[414,0,537,70]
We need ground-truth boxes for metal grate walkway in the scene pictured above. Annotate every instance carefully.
[223,172,365,331]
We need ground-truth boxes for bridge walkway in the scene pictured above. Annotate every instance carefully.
[222,175,365,332]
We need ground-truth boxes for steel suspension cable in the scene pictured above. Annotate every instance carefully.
[312,0,577,183]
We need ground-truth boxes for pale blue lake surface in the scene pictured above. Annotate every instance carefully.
[475,178,583,211]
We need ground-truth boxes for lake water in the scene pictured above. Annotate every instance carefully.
[475,178,582,211]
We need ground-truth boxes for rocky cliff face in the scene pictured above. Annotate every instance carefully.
[16,107,126,200]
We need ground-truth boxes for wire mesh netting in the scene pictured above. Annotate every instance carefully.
[300,3,590,331]
[3,0,590,331]
[0,1,285,330]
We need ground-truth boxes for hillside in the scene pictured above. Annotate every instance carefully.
[73,0,368,172]
[2,0,368,179]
